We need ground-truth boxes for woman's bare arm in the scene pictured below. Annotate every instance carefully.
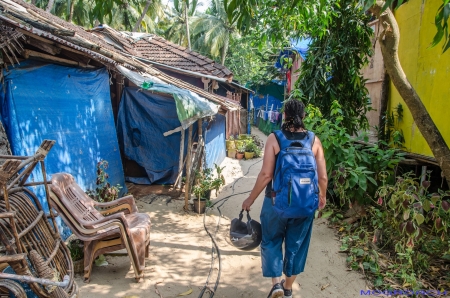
[313,136,328,209]
[242,133,279,211]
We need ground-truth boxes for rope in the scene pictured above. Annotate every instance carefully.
[198,159,263,298]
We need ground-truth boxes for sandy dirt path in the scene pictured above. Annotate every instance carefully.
[77,128,367,297]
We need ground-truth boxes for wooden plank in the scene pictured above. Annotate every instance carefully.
[21,49,95,68]
[163,126,182,137]
[184,125,193,210]
[60,49,91,66]
[25,37,61,55]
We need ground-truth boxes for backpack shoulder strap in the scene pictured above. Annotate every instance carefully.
[293,131,315,149]
[273,130,291,150]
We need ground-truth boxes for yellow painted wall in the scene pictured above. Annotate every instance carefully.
[389,0,450,157]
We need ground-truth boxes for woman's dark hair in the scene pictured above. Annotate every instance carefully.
[281,99,306,131]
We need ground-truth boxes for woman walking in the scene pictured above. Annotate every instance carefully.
[242,99,328,298]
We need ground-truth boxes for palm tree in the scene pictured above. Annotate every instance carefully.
[131,0,166,32]
[51,0,93,26]
[190,0,235,65]
[163,0,198,48]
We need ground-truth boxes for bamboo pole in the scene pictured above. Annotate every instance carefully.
[177,129,185,190]
[0,272,70,288]
[184,125,193,210]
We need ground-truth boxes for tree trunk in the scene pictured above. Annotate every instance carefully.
[31,0,36,5]
[133,0,151,32]
[185,1,191,50]
[68,0,75,22]
[46,0,55,12]
[370,1,450,186]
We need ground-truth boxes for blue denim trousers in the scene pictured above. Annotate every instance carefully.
[260,196,314,277]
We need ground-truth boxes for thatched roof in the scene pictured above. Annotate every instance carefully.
[0,0,240,111]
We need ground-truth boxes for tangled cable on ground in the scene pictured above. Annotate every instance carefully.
[197,159,263,298]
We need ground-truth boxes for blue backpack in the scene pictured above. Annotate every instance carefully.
[271,130,319,218]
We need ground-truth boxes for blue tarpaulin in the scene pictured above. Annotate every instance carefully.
[117,87,225,184]
[204,114,225,170]
[275,37,311,69]
[0,60,126,238]
[290,37,311,60]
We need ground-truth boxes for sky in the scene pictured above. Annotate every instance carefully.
[161,0,211,13]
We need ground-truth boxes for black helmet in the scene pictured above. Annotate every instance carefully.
[229,210,262,251]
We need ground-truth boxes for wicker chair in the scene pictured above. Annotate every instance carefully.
[48,173,151,283]
[0,140,78,297]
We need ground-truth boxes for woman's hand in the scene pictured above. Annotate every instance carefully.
[319,195,326,210]
[242,197,255,211]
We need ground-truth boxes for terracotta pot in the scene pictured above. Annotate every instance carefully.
[193,198,207,214]
[236,152,244,160]
[244,152,255,159]
[227,149,236,158]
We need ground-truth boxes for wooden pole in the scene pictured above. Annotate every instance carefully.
[184,125,193,210]
[177,129,185,190]
[197,119,203,171]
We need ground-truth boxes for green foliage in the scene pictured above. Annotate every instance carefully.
[226,0,450,55]
[244,141,257,153]
[381,103,405,148]
[333,170,450,290]
[86,160,122,203]
[226,34,279,85]
[163,0,198,47]
[294,0,373,134]
[28,0,165,31]
[236,144,246,154]
[190,0,234,64]
[67,239,84,262]
[304,101,404,206]
[376,172,450,248]
[225,0,333,42]
[192,164,226,200]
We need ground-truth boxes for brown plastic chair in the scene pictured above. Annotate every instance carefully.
[48,173,150,283]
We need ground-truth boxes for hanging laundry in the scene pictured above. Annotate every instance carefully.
[271,111,279,123]
[257,108,264,119]
[277,112,282,125]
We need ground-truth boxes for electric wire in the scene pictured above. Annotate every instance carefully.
[197,159,263,298]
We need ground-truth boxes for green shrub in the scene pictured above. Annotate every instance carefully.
[304,101,404,206]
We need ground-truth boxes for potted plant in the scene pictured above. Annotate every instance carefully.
[67,238,84,274]
[236,144,245,160]
[192,164,226,213]
[226,135,236,150]
[244,142,257,159]
[227,135,237,158]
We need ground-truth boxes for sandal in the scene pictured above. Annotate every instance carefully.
[281,280,293,298]
[267,282,284,298]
